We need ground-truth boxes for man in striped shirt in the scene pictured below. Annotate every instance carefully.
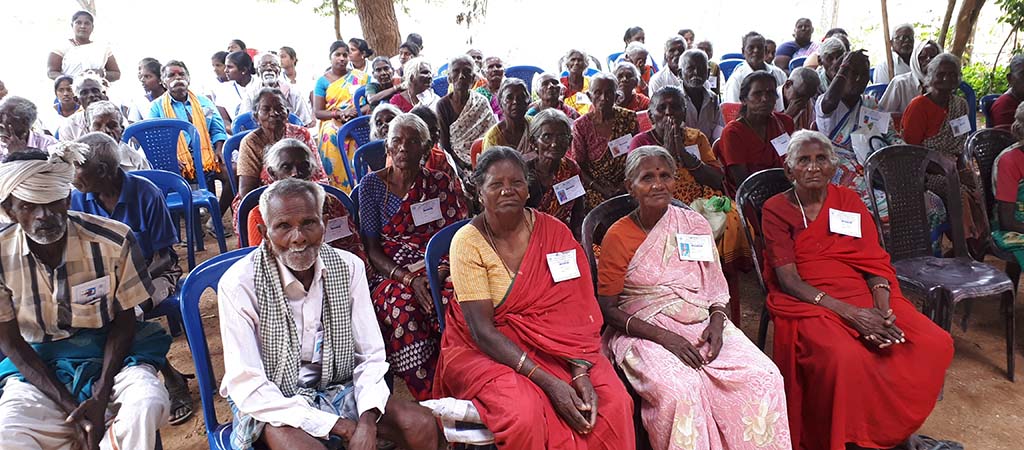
[0,145,170,450]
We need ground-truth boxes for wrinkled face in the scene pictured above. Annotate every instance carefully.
[918,44,941,75]
[72,157,108,194]
[485,57,504,84]
[785,141,836,190]
[0,111,29,149]
[412,63,433,91]
[651,93,685,129]
[501,85,529,119]
[479,159,528,215]
[696,41,713,60]
[90,111,123,142]
[211,58,226,80]
[794,19,814,42]
[567,52,587,75]
[398,48,414,64]
[76,80,105,108]
[821,50,846,80]
[279,50,296,69]
[743,78,778,116]
[72,15,93,41]
[56,79,76,105]
[589,77,616,112]
[267,146,313,181]
[386,123,428,170]
[258,56,282,79]
[254,93,287,132]
[615,67,639,96]
[448,58,475,92]
[929,60,960,94]
[331,47,350,72]
[468,50,484,70]
[5,196,69,245]
[538,75,561,102]
[162,66,191,99]
[681,54,709,87]
[844,57,871,96]
[893,27,915,57]
[374,109,397,139]
[626,156,676,210]
[626,51,648,71]
[743,36,766,67]
[372,59,394,85]
[666,40,687,71]
[532,121,572,162]
[262,193,323,272]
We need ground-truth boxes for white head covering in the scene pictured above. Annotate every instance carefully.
[910,40,940,83]
[0,142,86,220]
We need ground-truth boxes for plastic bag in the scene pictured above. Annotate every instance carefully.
[689,196,731,239]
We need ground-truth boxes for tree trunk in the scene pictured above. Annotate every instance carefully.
[951,0,987,58]
[76,0,97,16]
[332,0,341,40]
[354,0,401,56]
[939,0,957,48]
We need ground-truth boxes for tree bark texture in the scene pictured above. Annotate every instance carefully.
[355,0,401,57]
[951,0,987,58]
[939,0,957,47]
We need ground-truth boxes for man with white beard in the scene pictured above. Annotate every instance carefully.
[217,178,442,450]
[238,52,314,126]
[0,144,171,450]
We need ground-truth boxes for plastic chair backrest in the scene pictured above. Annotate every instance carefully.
[180,247,255,449]
[788,56,807,71]
[559,68,601,78]
[232,112,304,133]
[864,83,888,103]
[581,195,638,286]
[958,81,978,133]
[437,63,449,76]
[350,184,360,226]
[353,140,386,182]
[864,145,966,261]
[335,116,373,186]
[132,170,197,269]
[236,186,267,248]
[966,128,1017,219]
[504,65,545,93]
[353,86,368,116]
[981,94,1000,128]
[721,53,744,61]
[321,183,356,219]
[869,67,876,81]
[123,118,198,176]
[470,138,484,167]
[734,168,791,294]
[719,59,744,81]
[222,129,253,196]
[607,52,624,69]
[425,219,471,331]
[432,76,449,97]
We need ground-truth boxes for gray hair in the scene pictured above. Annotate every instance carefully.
[679,49,709,72]
[625,145,676,181]
[615,61,641,80]
[85,100,122,125]
[527,108,573,142]
[448,54,474,70]
[625,42,648,59]
[532,72,559,97]
[783,130,839,168]
[819,37,847,57]
[893,23,914,35]
[1012,102,1024,141]
[589,72,618,93]
[387,112,431,143]
[497,77,528,105]
[924,52,962,87]
[255,52,281,72]
[471,146,528,188]
[73,73,104,95]
[75,132,122,175]
[259,177,326,224]
[263,138,317,179]
[370,103,402,140]
[0,96,38,132]
[789,67,821,93]
[402,57,431,87]
[1009,54,1024,78]
[664,36,686,52]
[251,87,289,114]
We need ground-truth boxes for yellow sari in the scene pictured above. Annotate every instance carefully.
[317,70,369,192]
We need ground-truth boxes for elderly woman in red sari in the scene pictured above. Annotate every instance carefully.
[762,130,953,450]
[571,73,640,211]
[521,109,585,239]
[437,147,635,449]
[597,146,791,450]
[438,55,497,173]
[358,113,468,400]
[482,78,531,150]
[313,40,369,192]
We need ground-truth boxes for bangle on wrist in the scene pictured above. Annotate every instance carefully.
[624,315,636,336]
[684,159,704,171]
[709,309,728,321]
[514,352,527,373]
[870,283,891,292]
[812,291,826,305]
[388,265,401,280]
[526,365,539,380]
[570,372,589,383]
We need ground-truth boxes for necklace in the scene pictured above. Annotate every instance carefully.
[482,210,534,278]
[633,209,651,234]
[792,188,809,229]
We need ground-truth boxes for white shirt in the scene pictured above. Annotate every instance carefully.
[872,52,911,84]
[213,80,254,121]
[218,247,390,439]
[239,79,314,126]
[815,94,863,138]
[57,110,89,141]
[721,61,788,103]
[682,87,725,141]
[648,68,683,96]
[878,72,922,114]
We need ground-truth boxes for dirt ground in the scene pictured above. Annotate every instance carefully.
[158,243,1024,449]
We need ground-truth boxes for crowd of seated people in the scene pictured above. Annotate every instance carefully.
[0,8,1015,449]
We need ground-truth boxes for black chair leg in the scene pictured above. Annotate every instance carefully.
[757,307,770,350]
[1004,290,1016,382]
[1009,261,1022,292]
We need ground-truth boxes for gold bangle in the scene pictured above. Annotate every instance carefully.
[624,315,635,336]
[388,265,401,280]
[514,352,527,373]
[871,283,891,292]
[571,372,588,383]
[812,291,826,305]
[526,365,539,379]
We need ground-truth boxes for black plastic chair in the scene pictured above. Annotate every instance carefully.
[864,144,1016,380]
[966,128,1022,288]
[734,168,793,350]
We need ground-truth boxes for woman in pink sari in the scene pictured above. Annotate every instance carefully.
[597,146,791,450]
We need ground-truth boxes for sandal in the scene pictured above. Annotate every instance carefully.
[165,370,196,426]
[914,435,964,450]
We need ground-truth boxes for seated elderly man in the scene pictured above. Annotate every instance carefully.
[0,144,171,449]
[722,31,788,103]
[147,60,233,218]
[218,178,441,450]
[776,66,821,130]
[0,96,57,159]
[648,36,687,94]
[57,73,108,141]
[84,100,150,170]
[679,49,725,141]
[239,52,314,126]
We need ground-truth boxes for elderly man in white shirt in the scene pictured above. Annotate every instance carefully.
[648,36,687,95]
[872,24,915,84]
[678,48,725,141]
[239,53,314,127]
[721,32,788,103]
[218,178,440,450]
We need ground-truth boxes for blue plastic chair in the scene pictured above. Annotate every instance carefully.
[788,56,807,71]
[559,68,601,78]
[432,75,449,97]
[351,184,360,227]
[721,53,744,61]
[353,85,369,116]
[869,67,876,82]
[230,112,304,133]
[123,119,228,254]
[222,129,253,196]
[333,116,373,187]
[133,170,197,270]
[718,59,745,81]
[353,139,386,182]
[237,183,355,248]
[982,94,1000,128]
[607,52,624,69]
[437,63,449,76]
[504,65,546,93]
[180,247,256,450]
[425,219,471,331]
[864,83,888,103]
[960,81,978,133]
[322,184,356,219]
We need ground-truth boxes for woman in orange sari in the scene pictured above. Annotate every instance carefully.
[762,130,953,450]
[438,147,634,449]
[313,40,369,192]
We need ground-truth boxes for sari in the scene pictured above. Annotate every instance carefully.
[359,168,468,400]
[437,212,635,449]
[526,157,583,228]
[561,75,593,115]
[598,205,791,450]
[475,86,504,120]
[317,70,369,192]
[992,144,1024,264]
[762,184,953,450]
[482,118,532,151]
[440,91,497,163]
[571,106,639,210]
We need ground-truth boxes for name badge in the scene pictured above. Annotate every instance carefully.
[636,110,653,132]
[828,208,862,238]
[684,144,701,160]
[312,328,324,364]
[770,133,791,156]
[575,92,591,105]
[411,198,443,227]
[706,77,718,89]
[607,134,633,158]
[324,216,353,243]
[71,275,111,305]
[858,108,891,134]
[949,115,971,137]
[676,234,715,262]
[553,175,586,205]
[546,249,581,283]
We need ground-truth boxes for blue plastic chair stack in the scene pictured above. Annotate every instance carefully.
[721,53,744,61]
[354,139,386,182]
[122,119,228,254]
[332,116,373,187]
[437,63,449,76]
[959,81,978,133]
[353,85,369,116]
[864,83,888,103]
[432,75,449,97]
[981,94,1000,128]
[230,112,305,133]
[425,219,471,331]
[237,184,355,247]
[180,247,256,450]
[504,65,545,92]
[788,56,807,71]
[559,67,601,78]
[607,52,624,69]
[718,59,744,81]
[222,129,253,196]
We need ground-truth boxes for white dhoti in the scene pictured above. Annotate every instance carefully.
[0,364,169,450]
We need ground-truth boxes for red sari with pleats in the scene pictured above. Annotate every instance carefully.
[762,184,954,450]
[434,212,635,450]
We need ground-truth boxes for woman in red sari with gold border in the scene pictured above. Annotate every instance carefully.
[761,130,953,450]
[358,113,468,400]
[437,147,634,449]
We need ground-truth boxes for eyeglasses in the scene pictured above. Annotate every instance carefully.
[538,133,572,145]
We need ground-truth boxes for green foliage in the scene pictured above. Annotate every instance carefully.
[997,0,1024,54]
[962,62,1009,96]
